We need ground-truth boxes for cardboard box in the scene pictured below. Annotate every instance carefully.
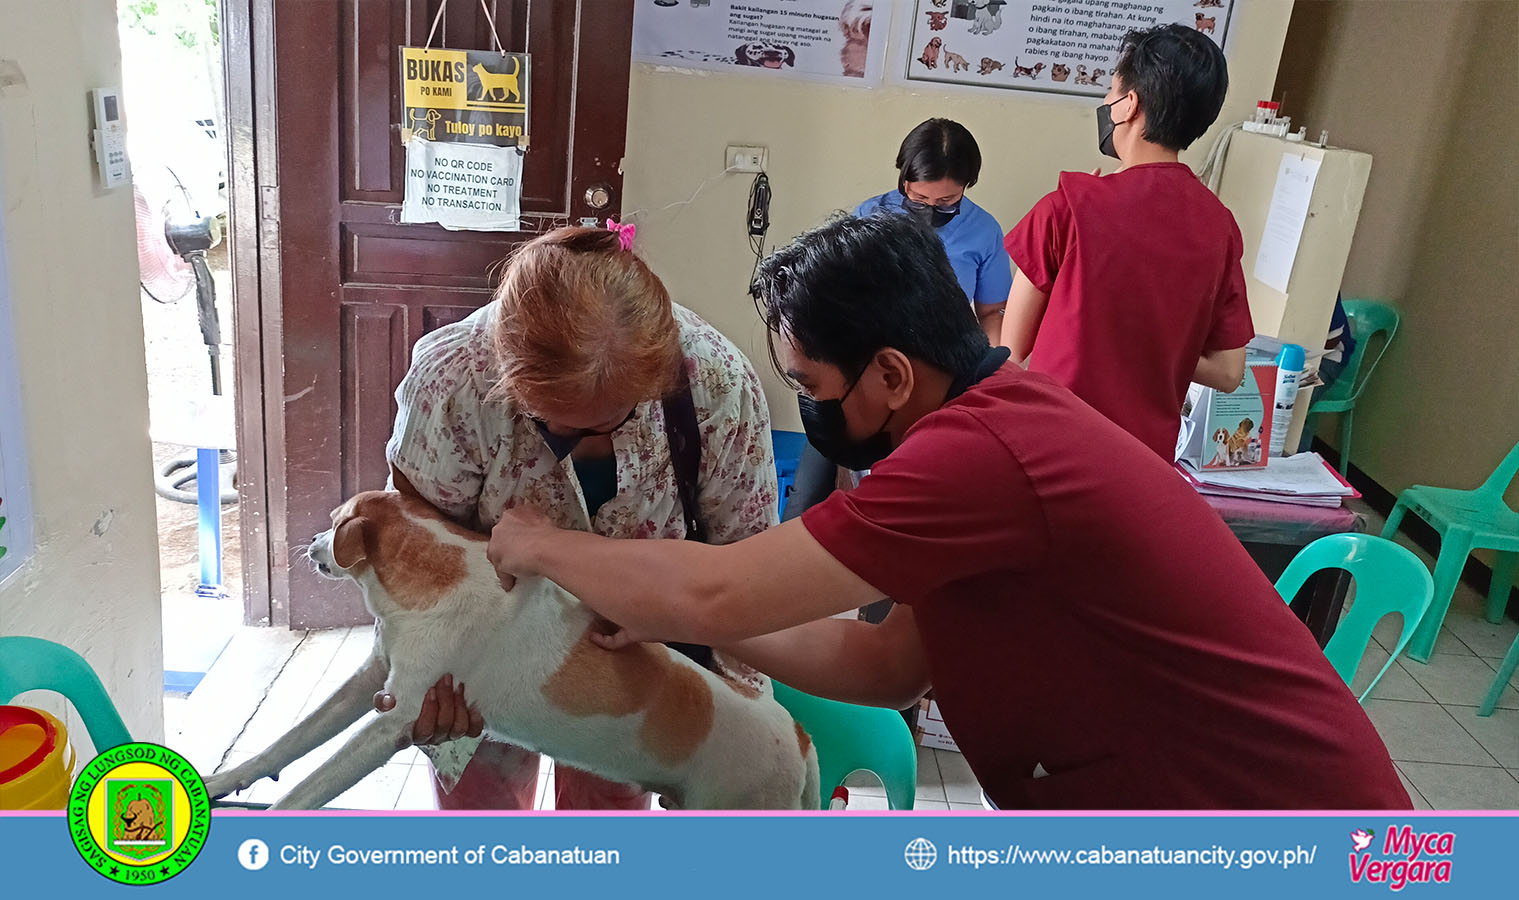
[915,698,960,753]
[1179,360,1277,470]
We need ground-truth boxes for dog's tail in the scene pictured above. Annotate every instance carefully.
[801,744,821,810]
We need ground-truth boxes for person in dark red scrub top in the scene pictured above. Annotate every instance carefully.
[1001,24,1255,461]
[476,214,1408,811]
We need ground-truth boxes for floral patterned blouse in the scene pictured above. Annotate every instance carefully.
[385,302,779,787]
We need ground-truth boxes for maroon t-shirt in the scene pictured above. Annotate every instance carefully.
[802,364,1408,810]
[1005,163,1255,459]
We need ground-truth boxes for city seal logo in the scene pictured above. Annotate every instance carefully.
[68,742,210,885]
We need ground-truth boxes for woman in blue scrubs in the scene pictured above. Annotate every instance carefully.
[854,118,1012,343]
[782,121,1013,538]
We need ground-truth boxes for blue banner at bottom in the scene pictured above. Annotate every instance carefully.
[4,811,1514,897]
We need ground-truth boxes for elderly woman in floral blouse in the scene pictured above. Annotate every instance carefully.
[384,224,777,810]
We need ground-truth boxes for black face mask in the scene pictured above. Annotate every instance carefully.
[798,373,894,471]
[1096,98,1123,160]
[899,190,961,228]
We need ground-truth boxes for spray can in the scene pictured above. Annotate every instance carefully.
[1270,344,1305,457]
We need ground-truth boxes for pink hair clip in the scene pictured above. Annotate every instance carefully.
[605,218,636,252]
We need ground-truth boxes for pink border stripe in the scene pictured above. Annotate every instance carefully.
[6,809,1518,818]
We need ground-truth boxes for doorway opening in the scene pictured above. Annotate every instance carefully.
[118,0,243,696]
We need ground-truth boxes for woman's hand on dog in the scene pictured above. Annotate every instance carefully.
[487,505,557,591]
[374,673,484,745]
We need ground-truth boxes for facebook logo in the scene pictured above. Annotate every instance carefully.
[238,838,270,871]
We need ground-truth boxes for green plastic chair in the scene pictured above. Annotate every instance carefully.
[771,681,917,810]
[1304,298,1400,473]
[0,636,132,752]
[1274,533,1434,702]
[1480,633,1518,717]
[1381,440,1519,662]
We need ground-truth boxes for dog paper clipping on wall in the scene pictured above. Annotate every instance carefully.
[634,0,885,86]
[399,46,528,231]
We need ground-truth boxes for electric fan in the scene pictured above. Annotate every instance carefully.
[135,169,237,505]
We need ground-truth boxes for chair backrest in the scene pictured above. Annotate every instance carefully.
[0,636,132,753]
[1476,439,1519,502]
[1274,533,1434,702]
[771,681,918,810]
[1323,298,1400,404]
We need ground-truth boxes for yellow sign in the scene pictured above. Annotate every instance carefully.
[401,47,529,146]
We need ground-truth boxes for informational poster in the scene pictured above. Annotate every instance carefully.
[399,46,529,231]
[903,0,1233,96]
[634,0,886,86]
[1253,152,1321,294]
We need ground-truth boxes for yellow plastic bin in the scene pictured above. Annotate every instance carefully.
[0,705,76,810]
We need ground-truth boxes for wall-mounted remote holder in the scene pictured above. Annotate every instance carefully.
[91,87,130,189]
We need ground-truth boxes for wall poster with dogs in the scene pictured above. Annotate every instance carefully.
[398,47,530,231]
[633,0,884,86]
[905,0,1233,96]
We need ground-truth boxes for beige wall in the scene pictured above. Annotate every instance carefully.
[1276,1,1519,498]
[0,0,164,750]
[623,1,1296,431]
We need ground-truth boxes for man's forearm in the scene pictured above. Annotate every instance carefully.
[501,515,883,647]
[719,617,926,710]
[526,530,725,644]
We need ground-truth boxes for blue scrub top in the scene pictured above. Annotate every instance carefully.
[854,191,1013,307]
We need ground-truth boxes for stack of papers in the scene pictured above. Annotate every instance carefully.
[1178,452,1359,508]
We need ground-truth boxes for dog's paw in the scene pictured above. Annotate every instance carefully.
[203,765,269,799]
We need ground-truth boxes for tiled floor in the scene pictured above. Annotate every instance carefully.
[168,501,1518,811]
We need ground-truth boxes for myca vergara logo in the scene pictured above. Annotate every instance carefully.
[68,742,210,885]
[1348,824,1454,891]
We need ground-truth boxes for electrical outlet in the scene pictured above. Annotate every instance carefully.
[726,145,767,173]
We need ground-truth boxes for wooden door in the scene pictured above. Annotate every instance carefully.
[265,0,632,627]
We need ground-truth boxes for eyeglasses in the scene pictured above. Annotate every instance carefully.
[899,190,963,214]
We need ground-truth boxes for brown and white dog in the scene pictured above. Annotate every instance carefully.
[1011,57,1045,79]
[839,0,871,78]
[203,491,820,810]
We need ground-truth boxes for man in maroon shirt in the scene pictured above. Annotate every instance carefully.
[1001,24,1255,460]
[478,215,1408,810]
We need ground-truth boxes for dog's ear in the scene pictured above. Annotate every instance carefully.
[333,516,370,569]
[784,46,796,66]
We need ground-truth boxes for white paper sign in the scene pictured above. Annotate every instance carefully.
[634,0,885,86]
[401,138,524,232]
[1252,153,1321,294]
[903,0,1233,96]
